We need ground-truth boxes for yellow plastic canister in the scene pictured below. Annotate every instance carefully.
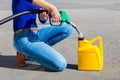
[78,36,104,70]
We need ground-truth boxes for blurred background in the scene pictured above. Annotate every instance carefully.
[0,0,120,80]
[0,0,120,10]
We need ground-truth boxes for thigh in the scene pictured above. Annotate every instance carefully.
[38,23,74,45]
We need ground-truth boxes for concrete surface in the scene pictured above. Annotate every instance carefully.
[0,1,120,80]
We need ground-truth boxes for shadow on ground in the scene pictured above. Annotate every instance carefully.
[0,54,78,72]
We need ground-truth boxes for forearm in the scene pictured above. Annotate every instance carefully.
[32,0,61,22]
[32,0,57,11]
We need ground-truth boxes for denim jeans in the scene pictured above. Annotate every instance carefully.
[13,23,74,71]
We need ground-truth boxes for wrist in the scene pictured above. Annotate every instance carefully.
[46,3,57,12]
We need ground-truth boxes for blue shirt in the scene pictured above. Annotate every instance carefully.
[12,0,42,32]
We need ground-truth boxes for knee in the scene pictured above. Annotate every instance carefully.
[53,59,67,71]
[62,23,74,35]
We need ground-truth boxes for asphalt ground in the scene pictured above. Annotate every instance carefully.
[0,1,120,80]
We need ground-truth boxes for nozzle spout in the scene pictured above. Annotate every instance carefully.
[70,22,84,40]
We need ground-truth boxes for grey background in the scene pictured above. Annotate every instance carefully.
[0,0,120,80]
[0,0,120,10]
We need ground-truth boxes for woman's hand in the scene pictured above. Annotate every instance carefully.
[32,0,61,22]
[38,8,49,21]
[50,7,61,22]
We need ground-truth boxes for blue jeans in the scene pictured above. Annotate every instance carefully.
[13,23,74,71]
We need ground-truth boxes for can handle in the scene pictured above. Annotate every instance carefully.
[89,36,103,53]
[89,36,103,58]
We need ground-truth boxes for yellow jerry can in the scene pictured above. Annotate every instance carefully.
[78,36,104,70]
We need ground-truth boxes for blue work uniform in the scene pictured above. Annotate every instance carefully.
[12,0,74,71]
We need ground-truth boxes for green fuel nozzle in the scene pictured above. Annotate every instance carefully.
[59,11,71,24]
[59,11,84,40]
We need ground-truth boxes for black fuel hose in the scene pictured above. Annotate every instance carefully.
[0,10,47,25]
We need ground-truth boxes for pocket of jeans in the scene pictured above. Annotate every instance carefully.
[29,30,39,42]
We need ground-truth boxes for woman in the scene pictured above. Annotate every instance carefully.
[12,0,74,71]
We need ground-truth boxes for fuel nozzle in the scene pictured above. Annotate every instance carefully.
[49,10,84,40]
[59,11,84,40]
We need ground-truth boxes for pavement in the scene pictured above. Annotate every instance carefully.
[0,1,120,80]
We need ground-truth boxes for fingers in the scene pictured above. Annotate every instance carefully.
[51,10,61,22]
[52,17,60,22]
[39,8,61,22]
[39,11,49,21]
[41,12,49,18]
